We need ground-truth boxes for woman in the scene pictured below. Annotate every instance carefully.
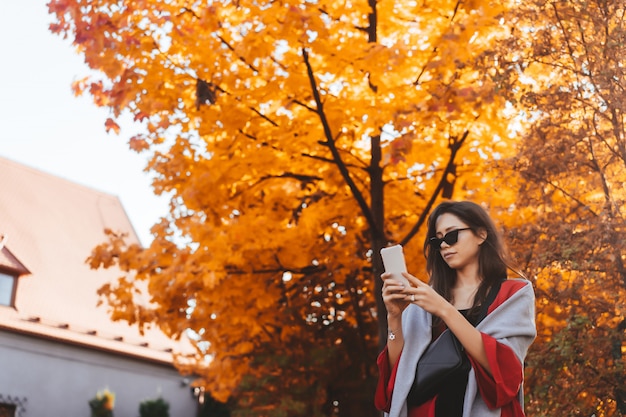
[375,201,536,417]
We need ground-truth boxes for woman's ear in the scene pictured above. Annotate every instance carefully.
[477,228,488,245]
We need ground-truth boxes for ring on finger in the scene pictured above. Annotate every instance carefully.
[411,294,415,302]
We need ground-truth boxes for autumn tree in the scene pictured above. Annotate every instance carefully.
[49,0,518,415]
[494,0,626,415]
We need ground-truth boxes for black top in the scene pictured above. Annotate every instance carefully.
[408,280,504,415]
[433,309,471,416]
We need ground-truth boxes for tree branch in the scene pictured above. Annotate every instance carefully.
[400,130,469,246]
[523,170,600,218]
[301,151,368,171]
[301,48,381,238]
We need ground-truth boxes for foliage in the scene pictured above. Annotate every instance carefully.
[49,0,518,414]
[494,0,626,415]
[89,389,115,417]
[139,397,169,417]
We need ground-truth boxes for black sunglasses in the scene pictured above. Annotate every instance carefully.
[429,228,472,248]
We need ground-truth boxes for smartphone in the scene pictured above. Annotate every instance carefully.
[380,244,410,286]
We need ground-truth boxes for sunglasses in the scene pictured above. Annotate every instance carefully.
[429,228,472,248]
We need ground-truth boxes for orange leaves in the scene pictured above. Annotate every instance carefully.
[88,244,116,270]
[278,5,317,43]
[52,0,530,412]
[104,118,120,134]
[388,134,414,164]
[71,76,89,97]
[128,135,150,152]
[498,1,626,414]
[47,0,71,16]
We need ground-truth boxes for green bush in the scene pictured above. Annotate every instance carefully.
[139,397,170,417]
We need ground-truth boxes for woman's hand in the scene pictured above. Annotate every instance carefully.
[381,272,411,317]
[401,272,454,318]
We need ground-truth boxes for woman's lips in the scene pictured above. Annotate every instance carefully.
[442,251,455,260]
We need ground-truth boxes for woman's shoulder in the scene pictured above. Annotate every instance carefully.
[501,278,531,293]
[489,278,533,313]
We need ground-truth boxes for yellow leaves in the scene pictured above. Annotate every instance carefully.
[90,388,116,412]
[100,389,115,410]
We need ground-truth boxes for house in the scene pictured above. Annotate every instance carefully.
[0,157,198,417]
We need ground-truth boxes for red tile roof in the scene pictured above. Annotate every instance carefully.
[0,156,193,364]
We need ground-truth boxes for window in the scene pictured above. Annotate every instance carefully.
[0,395,25,417]
[0,402,16,417]
[0,271,16,307]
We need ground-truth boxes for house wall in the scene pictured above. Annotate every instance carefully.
[0,330,198,417]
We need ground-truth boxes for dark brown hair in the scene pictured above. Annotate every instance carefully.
[423,201,520,318]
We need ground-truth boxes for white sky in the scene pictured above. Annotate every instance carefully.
[0,1,167,246]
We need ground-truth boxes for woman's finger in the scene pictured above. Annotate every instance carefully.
[405,273,428,287]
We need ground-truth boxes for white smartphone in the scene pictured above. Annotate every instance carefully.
[380,244,410,286]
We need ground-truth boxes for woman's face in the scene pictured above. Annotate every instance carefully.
[434,212,485,271]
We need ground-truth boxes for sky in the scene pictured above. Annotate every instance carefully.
[0,1,167,246]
